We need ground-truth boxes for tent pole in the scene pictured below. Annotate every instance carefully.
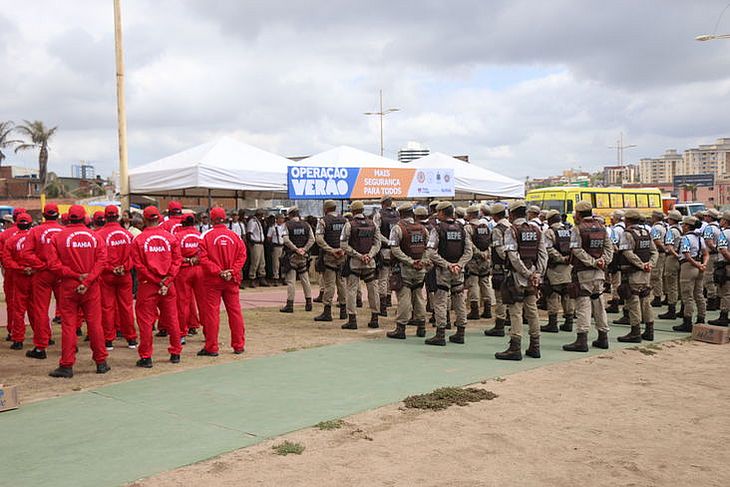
[207,189,212,209]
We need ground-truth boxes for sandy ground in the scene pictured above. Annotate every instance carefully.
[0,303,382,404]
[132,339,730,487]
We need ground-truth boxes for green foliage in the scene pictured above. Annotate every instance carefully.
[272,441,305,456]
[403,387,498,411]
[316,419,345,430]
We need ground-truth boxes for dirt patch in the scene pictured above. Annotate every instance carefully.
[403,386,497,410]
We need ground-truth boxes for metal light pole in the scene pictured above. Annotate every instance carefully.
[364,89,399,156]
[114,0,129,211]
[608,132,637,186]
[696,3,730,41]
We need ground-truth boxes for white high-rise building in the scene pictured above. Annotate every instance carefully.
[639,149,683,184]
[398,141,429,163]
[683,138,730,179]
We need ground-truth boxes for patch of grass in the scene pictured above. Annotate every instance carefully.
[627,346,657,356]
[283,347,298,353]
[272,441,305,456]
[316,419,345,430]
[403,387,498,411]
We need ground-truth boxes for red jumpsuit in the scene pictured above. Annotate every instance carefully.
[160,215,183,234]
[47,224,108,367]
[199,224,247,353]
[173,226,206,335]
[3,229,35,343]
[131,226,183,359]
[20,220,63,350]
[96,222,136,342]
[0,225,19,337]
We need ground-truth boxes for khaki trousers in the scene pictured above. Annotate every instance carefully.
[248,243,266,279]
[434,268,466,328]
[575,295,609,333]
[286,268,311,301]
[718,280,730,311]
[664,257,680,304]
[704,254,718,299]
[346,274,378,315]
[508,292,540,338]
[651,253,666,299]
[680,263,706,318]
[322,268,346,306]
[378,249,392,297]
[547,291,574,317]
[625,284,653,326]
[271,246,283,279]
[493,275,507,320]
[467,274,491,304]
[396,285,426,324]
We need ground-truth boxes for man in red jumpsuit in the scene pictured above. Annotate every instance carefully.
[1,207,25,342]
[92,211,105,230]
[3,212,35,350]
[47,205,110,378]
[21,203,64,359]
[174,214,206,339]
[96,205,136,350]
[198,207,246,356]
[160,201,184,234]
[131,206,183,367]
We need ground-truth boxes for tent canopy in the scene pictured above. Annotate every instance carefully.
[293,145,403,168]
[406,152,524,199]
[129,137,290,196]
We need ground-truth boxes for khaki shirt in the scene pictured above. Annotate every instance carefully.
[282,217,314,268]
[503,217,548,288]
[619,226,658,286]
[570,218,614,284]
[544,222,572,285]
[340,214,382,270]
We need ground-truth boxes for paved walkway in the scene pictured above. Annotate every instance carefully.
[1,318,690,487]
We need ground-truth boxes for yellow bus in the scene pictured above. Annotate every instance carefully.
[525,186,663,223]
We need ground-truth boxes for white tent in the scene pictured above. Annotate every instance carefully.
[293,145,403,168]
[128,137,290,196]
[406,152,524,199]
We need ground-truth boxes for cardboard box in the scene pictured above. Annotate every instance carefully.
[692,324,730,344]
[0,384,19,412]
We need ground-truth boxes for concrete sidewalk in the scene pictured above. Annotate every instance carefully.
[0,320,689,487]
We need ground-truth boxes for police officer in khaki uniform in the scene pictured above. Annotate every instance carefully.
[649,210,667,307]
[541,209,575,333]
[424,201,473,346]
[563,200,613,352]
[702,209,722,311]
[709,211,730,326]
[606,210,626,313]
[373,196,399,316]
[673,216,709,332]
[495,200,548,361]
[340,201,382,329]
[465,205,492,321]
[386,203,429,339]
[484,203,511,336]
[279,207,314,313]
[614,209,658,342]
[313,200,347,322]
[658,210,683,320]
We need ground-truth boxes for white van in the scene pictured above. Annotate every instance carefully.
[674,202,706,216]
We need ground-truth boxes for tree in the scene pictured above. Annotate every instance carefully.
[14,120,58,189]
[0,121,22,166]
[44,172,69,198]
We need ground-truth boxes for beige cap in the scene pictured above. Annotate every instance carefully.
[287,206,299,215]
[435,201,453,211]
[380,195,393,203]
[546,209,560,220]
[682,216,698,226]
[612,209,625,219]
[694,210,706,218]
[480,204,490,215]
[667,210,682,221]
[429,200,440,208]
[455,206,466,217]
[527,205,541,214]
[722,210,730,221]
[397,202,413,213]
[343,211,353,218]
[651,210,665,219]
[508,200,527,211]
[625,209,642,221]
[708,208,721,219]
[414,206,429,217]
[466,205,480,215]
[323,200,337,211]
[575,200,592,212]
[491,203,506,214]
[350,201,364,212]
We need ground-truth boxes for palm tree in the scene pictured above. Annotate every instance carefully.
[14,120,58,188]
[0,121,22,166]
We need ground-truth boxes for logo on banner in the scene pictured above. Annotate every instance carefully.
[289,167,354,198]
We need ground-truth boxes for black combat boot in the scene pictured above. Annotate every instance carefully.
[592,330,609,349]
[560,315,574,332]
[481,301,492,319]
[449,325,466,344]
[339,304,348,319]
[425,327,446,346]
[9,341,23,350]
[672,316,693,332]
[368,312,379,328]
[641,322,654,341]
[658,304,677,320]
[305,298,313,312]
[445,311,452,330]
[605,300,619,314]
[314,305,332,322]
[25,348,47,359]
[413,320,427,338]
[495,336,522,360]
[258,277,270,287]
[49,366,73,378]
[136,357,153,368]
[650,296,662,308]
[341,314,358,330]
[525,336,541,358]
[155,328,168,338]
[279,300,294,313]
[96,361,112,373]
[617,325,642,343]
[613,309,629,325]
[467,301,480,320]
[379,296,388,317]
[484,318,506,337]
[678,302,685,317]
[541,314,559,333]
[696,315,705,324]
[387,323,407,339]
[563,332,588,352]
[709,311,729,327]
[707,297,719,311]
[313,289,323,303]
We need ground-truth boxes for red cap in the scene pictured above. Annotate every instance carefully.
[43,203,59,217]
[93,211,105,220]
[168,201,183,214]
[68,205,86,222]
[16,213,32,224]
[61,213,69,224]
[143,206,161,220]
[12,207,26,220]
[104,205,120,217]
[210,207,226,222]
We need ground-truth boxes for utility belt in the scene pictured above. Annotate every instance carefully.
[617,280,651,300]
[272,243,284,247]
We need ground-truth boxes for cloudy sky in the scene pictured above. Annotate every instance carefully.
[1,0,729,181]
